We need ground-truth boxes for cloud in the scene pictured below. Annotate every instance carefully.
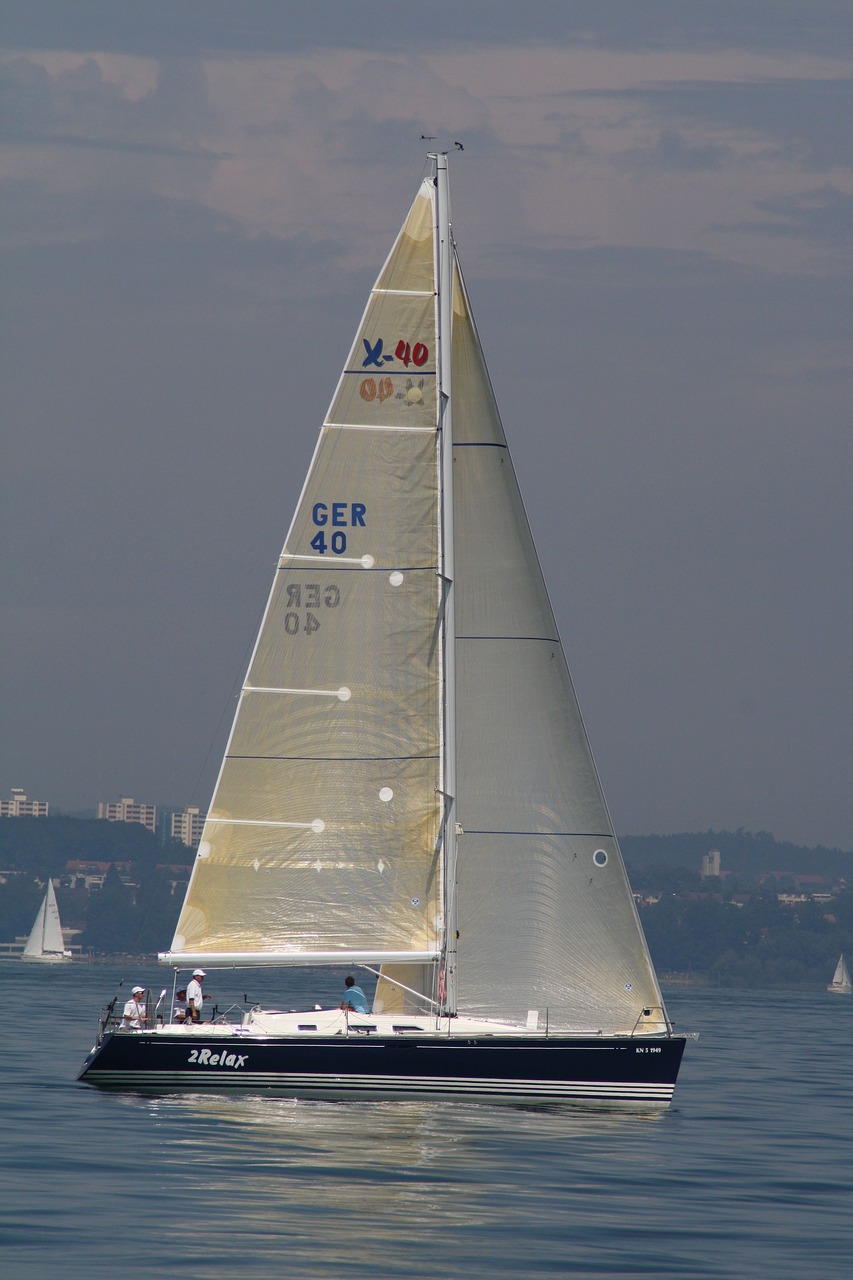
[2,0,851,59]
[624,77,853,172]
[729,185,853,250]
[2,52,214,148]
[644,127,729,170]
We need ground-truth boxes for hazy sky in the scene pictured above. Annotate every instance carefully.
[2,2,851,849]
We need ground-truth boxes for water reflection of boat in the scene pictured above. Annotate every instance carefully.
[78,154,688,1107]
[130,1091,664,1268]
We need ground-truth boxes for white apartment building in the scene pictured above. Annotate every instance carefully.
[97,796,157,833]
[0,788,49,817]
[701,849,722,879]
[171,806,206,848]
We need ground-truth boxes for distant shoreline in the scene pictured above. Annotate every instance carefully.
[659,972,709,985]
[3,958,839,993]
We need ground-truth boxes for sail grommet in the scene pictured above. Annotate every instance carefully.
[379,788,394,802]
[337,687,352,701]
[389,571,404,586]
[593,849,608,867]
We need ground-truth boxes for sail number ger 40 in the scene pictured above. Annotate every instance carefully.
[310,501,366,555]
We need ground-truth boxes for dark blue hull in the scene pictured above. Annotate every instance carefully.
[78,1028,686,1107]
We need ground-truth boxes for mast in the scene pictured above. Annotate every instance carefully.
[434,153,458,1014]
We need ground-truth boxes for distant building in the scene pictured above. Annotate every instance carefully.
[66,859,132,888]
[171,806,206,848]
[0,788,49,817]
[701,849,721,879]
[97,796,157,833]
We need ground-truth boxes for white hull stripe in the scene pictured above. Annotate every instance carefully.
[83,1070,675,1101]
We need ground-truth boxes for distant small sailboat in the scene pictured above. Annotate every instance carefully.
[827,953,851,995]
[22,879,72,963]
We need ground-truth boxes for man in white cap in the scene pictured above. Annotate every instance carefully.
[186,969,208,1023]
[122,985,147,1029]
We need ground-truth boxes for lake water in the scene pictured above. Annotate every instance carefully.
[1,965,850,1279]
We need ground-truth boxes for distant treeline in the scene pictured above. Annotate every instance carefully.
[0,815,195,876]
[620,829,851,878]
[4,817,847,880]
[639,887,853,989]
[0,819,851,983]
[623,829,853,988]
[0,816,193,955]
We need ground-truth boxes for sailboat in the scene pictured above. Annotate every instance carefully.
[827,954,852,995]
[23,879,72,963]
[78,155,689,1106]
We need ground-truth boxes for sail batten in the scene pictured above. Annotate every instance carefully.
[243,686,349,697]
[318,424,436,433]
[205,819,324,829]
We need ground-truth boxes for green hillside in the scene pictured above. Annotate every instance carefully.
[1,818,850,981]
[620,830,851,879]
[0,815,194,875]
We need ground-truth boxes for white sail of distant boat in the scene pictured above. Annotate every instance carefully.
[80,155,688,1106]
[22,879,72,963]
[827,953,851,995]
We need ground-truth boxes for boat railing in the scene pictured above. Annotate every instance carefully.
[95,997,124,1044]
[629,1005,674,1036]
[95,987,167,1043]
[206,1002,247,1025]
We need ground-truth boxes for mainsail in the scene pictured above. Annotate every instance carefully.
[164,162,667,1035]
[166,180,443,968]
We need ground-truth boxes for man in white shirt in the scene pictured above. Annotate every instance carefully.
[122,986,146,1029]
[186,969,208,1022]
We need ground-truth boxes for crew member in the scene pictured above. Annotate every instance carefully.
[341,975,369,1014]
[186,969,209,1023]
[122,985,147,1029]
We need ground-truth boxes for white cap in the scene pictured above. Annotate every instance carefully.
[192,969,206,978]
[132,985,145,995]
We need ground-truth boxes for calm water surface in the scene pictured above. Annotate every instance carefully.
[1,965,850,1279]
